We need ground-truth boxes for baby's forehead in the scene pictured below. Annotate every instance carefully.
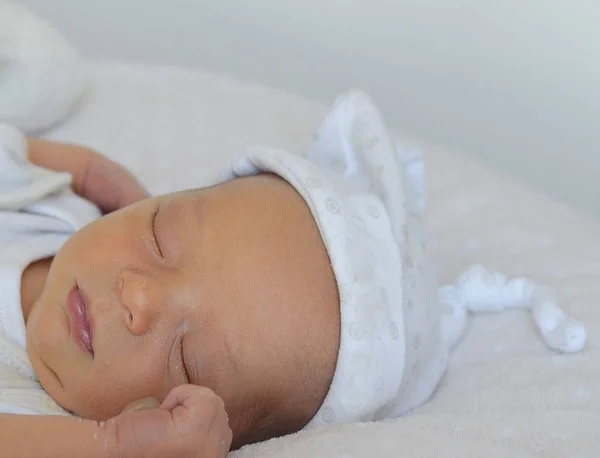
[158,176,290,226]
[157,176,323,250]
[173,174,295,202]
[160,186,211,211]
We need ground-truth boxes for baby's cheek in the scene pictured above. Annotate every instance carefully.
[73,358,168,421]
[66,214,132,262]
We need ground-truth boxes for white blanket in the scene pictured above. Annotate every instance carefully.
[40,62,599,457]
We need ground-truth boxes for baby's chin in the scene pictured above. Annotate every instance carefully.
[25,321,72,414]
[25,304,98,418]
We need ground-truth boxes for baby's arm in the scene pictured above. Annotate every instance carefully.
[0,385,232,458]
[0,413,117,458]
[27,138,148,213]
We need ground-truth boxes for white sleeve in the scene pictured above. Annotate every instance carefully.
[0,338,70,416]
[0,123,72,211]
[0,380,70,416]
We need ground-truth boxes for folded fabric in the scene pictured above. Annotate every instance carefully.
[0,1,86,132]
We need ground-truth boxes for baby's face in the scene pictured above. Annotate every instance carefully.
[26,174,339,443]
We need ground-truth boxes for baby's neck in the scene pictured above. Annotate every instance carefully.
[21,257,53,321]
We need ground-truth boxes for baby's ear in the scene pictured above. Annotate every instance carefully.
[305,90,400,193]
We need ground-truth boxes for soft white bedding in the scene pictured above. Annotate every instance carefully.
[44,62,600,457]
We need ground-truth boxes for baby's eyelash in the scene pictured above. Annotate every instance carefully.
[178,334,190,383]
[148,203,164,259]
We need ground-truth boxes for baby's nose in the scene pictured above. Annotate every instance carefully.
[119,270,159,336]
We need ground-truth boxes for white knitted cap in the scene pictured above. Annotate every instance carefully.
[219,90,448,428]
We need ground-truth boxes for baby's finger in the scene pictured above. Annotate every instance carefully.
[112,172,149,209]
[161,384,222,412]
[121,184,150,207]
[202,399,232,457]
[202,417,233,458]
[81,155,148,213]
[211,410,232,448]
[98,175,148,214]
[120,397,161,414]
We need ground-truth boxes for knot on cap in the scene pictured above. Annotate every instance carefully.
[440,265,587,353]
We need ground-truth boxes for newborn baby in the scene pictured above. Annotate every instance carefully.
[3,91,582,458]
[3,90,446,456]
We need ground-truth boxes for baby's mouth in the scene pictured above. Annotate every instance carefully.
[66,286,94,357]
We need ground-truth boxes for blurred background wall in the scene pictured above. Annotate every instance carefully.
[18,0,600,216]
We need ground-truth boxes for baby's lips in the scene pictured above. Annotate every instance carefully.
[120,397,161,414]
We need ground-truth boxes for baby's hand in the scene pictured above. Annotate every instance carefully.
[78,150,149,213]
[112,385,232,458]
[27,138,149,213]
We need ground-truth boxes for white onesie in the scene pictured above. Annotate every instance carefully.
[0,124,100,415]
